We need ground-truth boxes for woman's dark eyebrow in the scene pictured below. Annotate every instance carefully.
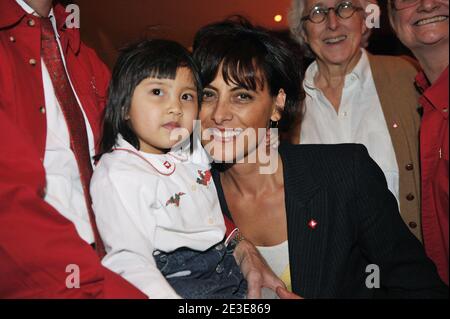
[230,86,251,92]
[204,85,218,91]
[204,84,253,92]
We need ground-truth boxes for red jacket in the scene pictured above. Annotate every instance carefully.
[416,67,449,285]
[0,1,107,157]
[0,1,146,298]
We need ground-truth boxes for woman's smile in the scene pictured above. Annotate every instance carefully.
[323,35,348,45]
[414,14,448,26]
[206,127,245,143]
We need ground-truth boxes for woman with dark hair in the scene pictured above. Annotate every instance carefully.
[193,18,447,298]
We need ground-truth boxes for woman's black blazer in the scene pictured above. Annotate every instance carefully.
[213,143,448,298]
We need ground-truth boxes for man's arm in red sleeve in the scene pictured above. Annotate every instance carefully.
[0,110,146,299]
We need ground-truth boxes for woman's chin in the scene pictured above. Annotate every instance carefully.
[203,144,236,163]
[323,52,354,65]
[417,31,449,46]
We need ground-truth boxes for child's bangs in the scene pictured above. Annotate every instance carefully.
[146,60,192,81]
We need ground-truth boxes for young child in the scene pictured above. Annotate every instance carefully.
[90,39,247,299]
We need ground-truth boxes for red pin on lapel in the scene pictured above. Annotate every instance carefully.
[308,219,318,230]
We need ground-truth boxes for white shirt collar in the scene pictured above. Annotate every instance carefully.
[15,0,58,37]
[15,0,36,15]
[304,49,370,91]
[304,61,319,90]
[15,0,54,17]
[352,49,371,87]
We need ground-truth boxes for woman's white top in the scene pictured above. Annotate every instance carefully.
[300,49,400,204]
[91,135,225,299]
[257,241,291,299]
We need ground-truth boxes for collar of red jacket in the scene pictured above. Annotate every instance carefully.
[0,0,80,54]
[415,66,449,116]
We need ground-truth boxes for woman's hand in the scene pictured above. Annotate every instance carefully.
[276,287,304,299]
[234,239,286,299]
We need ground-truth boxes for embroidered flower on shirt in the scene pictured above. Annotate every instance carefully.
[166,192,186,207]
[196,170,212,186]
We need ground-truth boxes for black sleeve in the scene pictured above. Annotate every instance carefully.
[350,145,448,298]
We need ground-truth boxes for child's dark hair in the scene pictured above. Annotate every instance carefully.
[100,39,202,156]
[193,17,305,132]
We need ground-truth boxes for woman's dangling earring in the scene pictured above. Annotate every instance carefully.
[269,120,279,128]
[267,120,280,149]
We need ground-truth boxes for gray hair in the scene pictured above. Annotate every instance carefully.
[288,0,314,57]
[288,0,368,58]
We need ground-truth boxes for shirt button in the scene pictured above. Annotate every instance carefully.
[9,36,15,42]
[216,264,224,274]
[405,164,414,171]
[406,193,415,201]
[29,58,37,66]
[39,106,46,114]
[27,19,36,27]
[409,222,418,229]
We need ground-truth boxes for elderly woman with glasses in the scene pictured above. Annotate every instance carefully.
[289,0,424,241]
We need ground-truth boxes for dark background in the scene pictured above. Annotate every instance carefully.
[57,0,413,69]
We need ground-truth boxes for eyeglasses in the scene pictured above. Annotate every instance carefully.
[393,0,449,10]
[301,1,363,24]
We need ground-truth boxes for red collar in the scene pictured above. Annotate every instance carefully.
[415,66,449,114]
[0,0,80,54]
[0,0,26,28]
